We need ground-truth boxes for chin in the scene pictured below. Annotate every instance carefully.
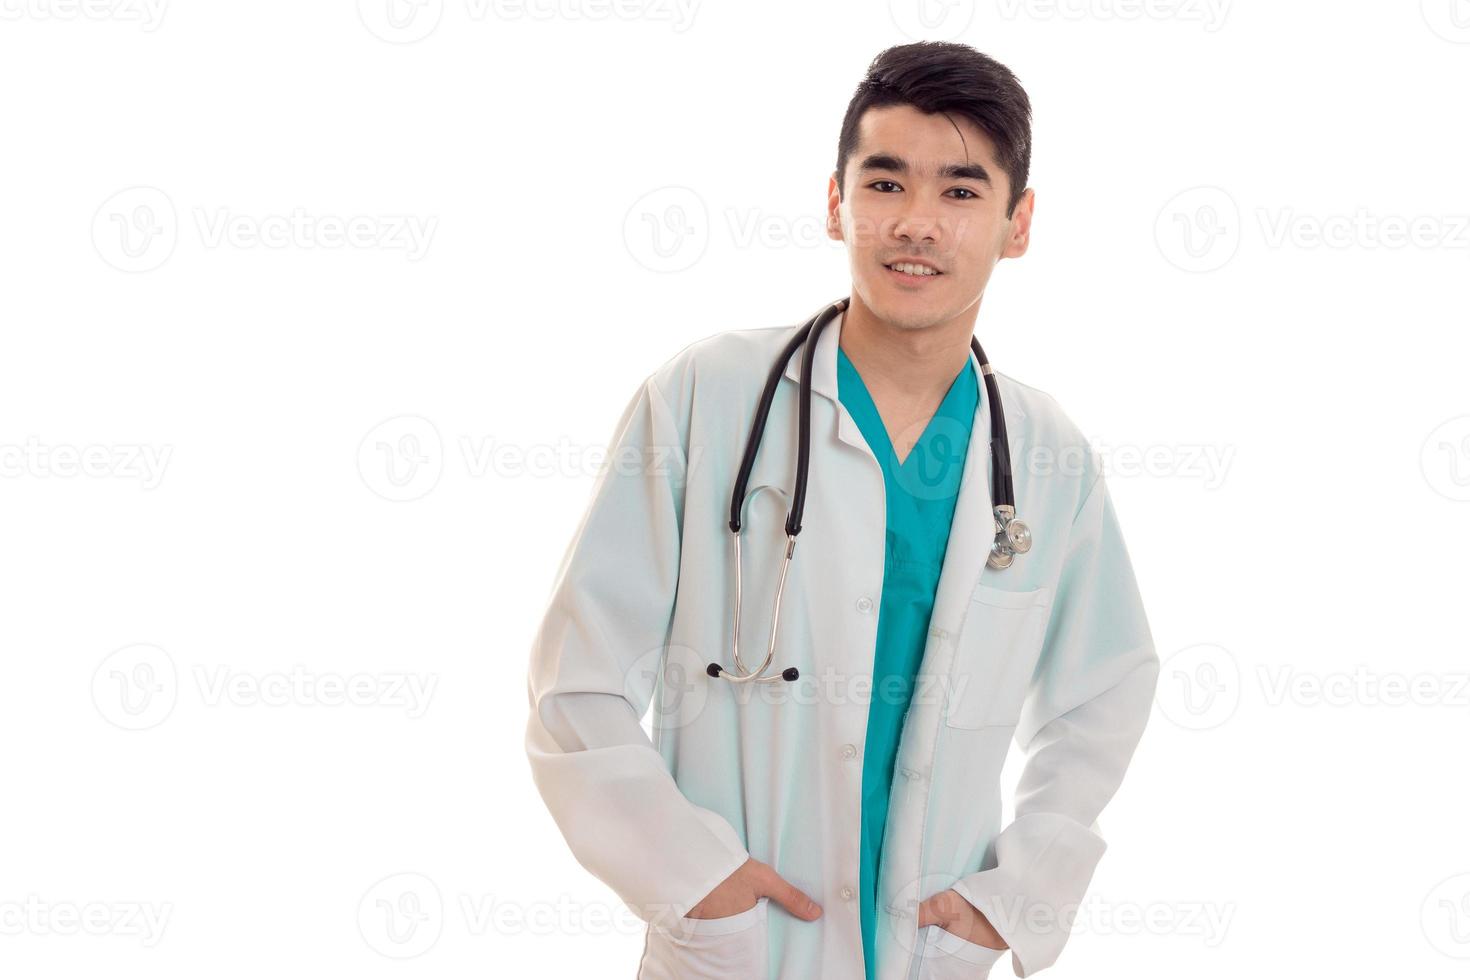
[865,287,947,330]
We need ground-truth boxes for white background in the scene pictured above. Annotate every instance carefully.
[3,1,1469,977]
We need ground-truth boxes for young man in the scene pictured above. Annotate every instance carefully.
[526,42,1158,979]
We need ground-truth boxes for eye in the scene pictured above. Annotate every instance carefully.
[868,180,901,193]
[948,188,979,200]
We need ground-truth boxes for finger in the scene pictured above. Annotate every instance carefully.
[756,868,823,921]
[916,890,962,930]
[916,896,939,929]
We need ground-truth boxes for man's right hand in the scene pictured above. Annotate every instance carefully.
[686,857,824,922]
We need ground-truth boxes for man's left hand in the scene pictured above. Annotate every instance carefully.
[917,889,1008,950]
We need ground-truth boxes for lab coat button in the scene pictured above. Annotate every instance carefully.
[840,743,858,760]
[841,886,855,901]
[856,596,873,613]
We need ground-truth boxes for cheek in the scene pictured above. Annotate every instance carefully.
[843,202,905,251]
[948,220,1007,265]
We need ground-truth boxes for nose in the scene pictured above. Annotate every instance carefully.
[888,195,939,247]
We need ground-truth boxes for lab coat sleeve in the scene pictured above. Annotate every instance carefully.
[951,471,1159,977]
[524,373,751,927]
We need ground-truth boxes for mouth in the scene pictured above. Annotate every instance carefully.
[882,260,944,285]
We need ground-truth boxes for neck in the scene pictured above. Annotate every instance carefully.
[838,292,980,402]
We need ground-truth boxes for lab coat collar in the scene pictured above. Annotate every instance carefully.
[778,301,1028,630]
[778,303,1027,419]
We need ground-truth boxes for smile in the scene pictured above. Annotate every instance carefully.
[884,261,943,283]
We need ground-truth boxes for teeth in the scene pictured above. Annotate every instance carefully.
[890,262,938,276]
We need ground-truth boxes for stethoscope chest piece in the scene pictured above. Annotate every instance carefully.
[988,504,1032,570]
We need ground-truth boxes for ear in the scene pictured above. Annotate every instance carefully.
[1002,187,1035,259]
[826,171,843,243]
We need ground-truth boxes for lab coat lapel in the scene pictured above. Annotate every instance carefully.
[779,306,872,455]
[927,345,1028,636]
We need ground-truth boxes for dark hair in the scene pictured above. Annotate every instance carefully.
[835,42,1033,218]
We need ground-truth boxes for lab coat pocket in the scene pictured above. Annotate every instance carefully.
[944,584,1052,730]
[916,924,1006,979]
[639,897,769,980]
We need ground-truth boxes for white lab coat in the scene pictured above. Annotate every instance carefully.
[525,305,1159,979]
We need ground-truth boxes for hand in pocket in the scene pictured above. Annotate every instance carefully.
[917,888,1007,950]
[686,857,824,922]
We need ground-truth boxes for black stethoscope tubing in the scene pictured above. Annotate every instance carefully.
[710,296,1028,684]
[728,296,1015,539]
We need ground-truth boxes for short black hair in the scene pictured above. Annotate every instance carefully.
[835,42,1033,218]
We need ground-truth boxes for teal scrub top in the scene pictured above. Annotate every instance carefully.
[836,345,978,980]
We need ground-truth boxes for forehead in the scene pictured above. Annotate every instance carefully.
[851,103,1000,176]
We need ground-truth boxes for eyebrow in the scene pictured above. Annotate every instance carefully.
[857,152,992,186]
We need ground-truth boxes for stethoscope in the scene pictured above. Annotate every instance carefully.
[706,296,1031,685]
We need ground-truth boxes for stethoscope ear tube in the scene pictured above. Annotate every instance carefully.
[786,298,847,537]
[727,298,848,535]
[728,320,816,533]
[971,340,1014,509]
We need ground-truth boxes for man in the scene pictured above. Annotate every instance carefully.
[526,41,1159,979]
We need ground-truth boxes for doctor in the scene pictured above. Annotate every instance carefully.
[526,41,1158,980]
